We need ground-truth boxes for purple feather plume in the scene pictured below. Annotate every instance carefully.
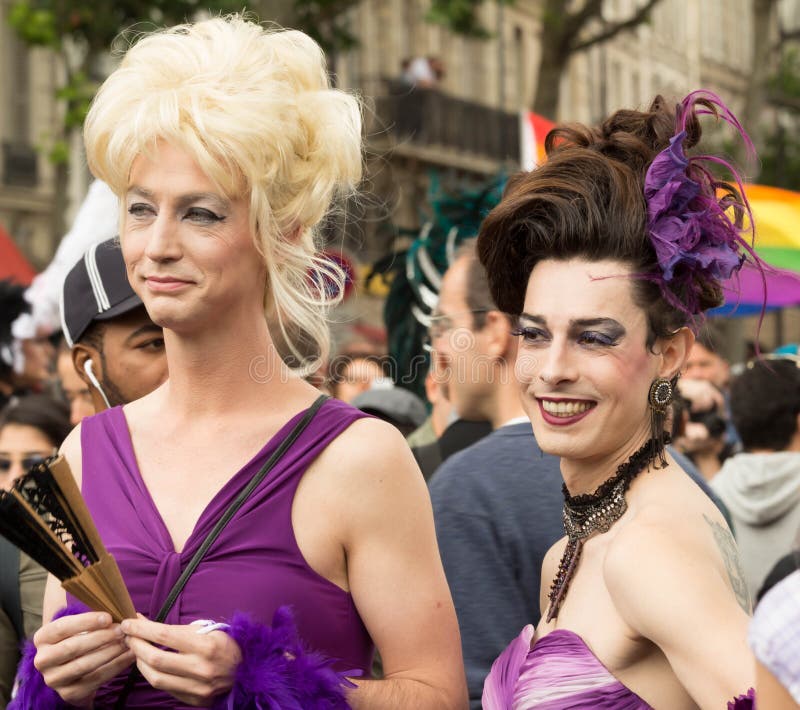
[212,606,356,710]
[8,604,86,710]
[644,90,768,322]
[727,687,755,709]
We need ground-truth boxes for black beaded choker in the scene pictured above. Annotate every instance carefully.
[546,437,665,622]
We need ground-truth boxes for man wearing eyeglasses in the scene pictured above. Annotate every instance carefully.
[427,240,565,709]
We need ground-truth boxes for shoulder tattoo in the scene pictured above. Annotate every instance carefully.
[702,513,751,613]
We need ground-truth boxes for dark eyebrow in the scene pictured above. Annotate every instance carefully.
[570,318,625,331]
[124,323,164,345]
[519,313,626,335]
[519,313,545,326]
[127,186,230,213]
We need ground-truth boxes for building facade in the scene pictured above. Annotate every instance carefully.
[0,0,63,269]
[330,0,774,263]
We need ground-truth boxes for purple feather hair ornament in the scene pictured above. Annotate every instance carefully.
[644,90,768,323]
[727,687,756,709]
[212,606,357,710]
[8,604,87,709]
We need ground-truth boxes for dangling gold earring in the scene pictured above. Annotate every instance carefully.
[648,377,675,468]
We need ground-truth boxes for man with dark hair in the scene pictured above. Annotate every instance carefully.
[427,240,565,708]
[60,238,168,413]
[711,356,800,598]
[329,350,389,404]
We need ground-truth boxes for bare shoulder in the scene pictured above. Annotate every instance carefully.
[320,416,426,490]
[58,422,83,488]
[605,488,721,591]
[604,477,751,637]
[607,460,731,570]
[302,416,430,536]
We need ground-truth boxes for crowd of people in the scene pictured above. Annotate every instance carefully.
[0,14,798,710]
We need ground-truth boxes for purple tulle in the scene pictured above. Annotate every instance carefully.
[728,687,756,709]
[643,90,767,321]
[8,604,87,710]
[212,606,356,710]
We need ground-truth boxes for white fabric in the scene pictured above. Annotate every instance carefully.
[711,452,800,596]
[22,180,119,334]
[749,570,800,703]
[403,57,436,85]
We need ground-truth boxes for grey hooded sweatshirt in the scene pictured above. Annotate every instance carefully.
[711,452,800,598]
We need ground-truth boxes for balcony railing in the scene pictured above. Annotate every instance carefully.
[372,79,520,165]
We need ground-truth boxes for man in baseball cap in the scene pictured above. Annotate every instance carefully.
[60,238,168,416]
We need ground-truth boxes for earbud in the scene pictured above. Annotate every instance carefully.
[83,359,112,409]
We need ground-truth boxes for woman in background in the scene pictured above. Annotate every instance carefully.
[0,395,70,708]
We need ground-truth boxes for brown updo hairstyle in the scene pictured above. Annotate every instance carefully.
[477,95,730,347]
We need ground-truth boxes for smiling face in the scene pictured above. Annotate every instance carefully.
[122,142,267,335]
[515,258,671,466]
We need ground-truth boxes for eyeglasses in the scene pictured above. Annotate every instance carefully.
[745,353,800,369]
[0,452,54,473]
[427,309,491,341]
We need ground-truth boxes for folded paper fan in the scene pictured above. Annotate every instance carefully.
[0,455,135,621]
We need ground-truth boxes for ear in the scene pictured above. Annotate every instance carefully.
[483,310,515,360]
[423,370,438,403]
[72,344,108,413]
[656,327,695,380]
[72,344,101,386]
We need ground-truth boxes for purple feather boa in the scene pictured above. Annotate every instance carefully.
[728,687,755,709]
[8,604,87,709]
[9,604,355,709]
[643,89,768,322]
[211,606,356,710]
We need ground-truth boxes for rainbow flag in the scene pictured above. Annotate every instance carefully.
[745,184,800,272]
[712,184,800,316]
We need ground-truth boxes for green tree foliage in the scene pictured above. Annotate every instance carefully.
[290,0,360,52]
[426,0,514,38]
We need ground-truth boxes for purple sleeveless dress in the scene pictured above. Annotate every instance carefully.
[483,626,652,709]
[69,397,374,709]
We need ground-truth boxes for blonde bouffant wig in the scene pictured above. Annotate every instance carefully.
[83,15,362,369]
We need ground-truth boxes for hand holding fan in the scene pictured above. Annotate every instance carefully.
[0,455,135,622]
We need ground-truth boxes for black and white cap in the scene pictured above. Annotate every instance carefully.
[60,238,143,347]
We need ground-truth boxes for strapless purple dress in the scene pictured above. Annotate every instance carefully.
[483,626,651,709]
[484,626,756,710]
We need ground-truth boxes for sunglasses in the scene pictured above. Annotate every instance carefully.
[0,453,52,473]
